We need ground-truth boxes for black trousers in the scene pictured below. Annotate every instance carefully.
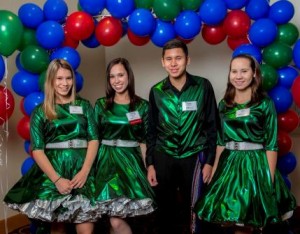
[153,153,199,234]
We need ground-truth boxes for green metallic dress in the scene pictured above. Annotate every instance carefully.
[194,97,296,228]
[4,97,98,223]
[94,97,155,217]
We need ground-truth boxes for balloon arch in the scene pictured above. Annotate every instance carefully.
[0,0,300,187]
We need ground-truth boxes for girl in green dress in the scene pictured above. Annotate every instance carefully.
[194,54,296,234]
[4,59,99,234]
[94,58,155,234]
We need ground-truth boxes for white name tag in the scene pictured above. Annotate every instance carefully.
[69,106,83,114]
[182,101,197,111]
[126,111,142,125]
[236,108,250,117]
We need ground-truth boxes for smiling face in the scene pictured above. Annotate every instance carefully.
[229,57,255,92]
[109,63,129,95]
[161,48,190,80]
[54,67,73,102]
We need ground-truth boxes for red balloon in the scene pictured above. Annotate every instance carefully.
[17,115,30,140]
[62,27,79,49]
[277,130,292,157]
[127,28,150,46]
[202,24,226,45]
[65,11,95,41]
[177,36,194,44]
[95,17,123,47]
[291,76,300,108]
[278,109,300,133]
[0,85,15,125]
[19,97,29,116]
[227,36,250,50]
[223,10,251,38]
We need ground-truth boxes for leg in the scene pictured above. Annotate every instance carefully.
[75,222,94,234]
[110,217,132,234]
[51,222,67,234]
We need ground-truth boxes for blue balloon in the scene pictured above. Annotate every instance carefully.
[21,156,35,175]
[0,55,5,83]
[174,10,202,40]
[43,0,68,22]
[245,0,270,20]
[233,44,262,64]
[249,18,277,47]
[293,39,300,70]
[75,71,84,93]
[277,152,297,175]
[15,53,24,71]
[268,0,294,25]
[11,71,40,97]
[79,0,106,16]
[23,91,45,116]
[281,175,291,190]
[24,140,31,154]
[128,8,156,37]
[18,3,44,29]
[82,33,101,48]
[268,85,293,113]
[224,0,249,10]
[106,0,135,19]
[277,66,298,89]
[50,47,81,70]
[199,0,227,26]
[151,20,176,48]
[36,21,65,50]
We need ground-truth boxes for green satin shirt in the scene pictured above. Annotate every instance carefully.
[146,73,218,166]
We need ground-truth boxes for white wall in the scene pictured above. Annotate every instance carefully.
[0,0,299,220]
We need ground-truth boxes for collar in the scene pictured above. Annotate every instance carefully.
[162,73,197,91]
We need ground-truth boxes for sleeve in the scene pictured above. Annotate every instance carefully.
[216,101,226,147]
[94,99,105,141]
[203,80,219,165]
[139,100,149,144]
[30,105,46,151]
[146,89,159,167]
[263,98,278,151]
[85,100,99,141]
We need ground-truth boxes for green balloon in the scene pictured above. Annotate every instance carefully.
[20,45,50,74]
[181,0,202,11]
[260,63,278,91]
[134,0,153,9]
[38,70,47,92]
[277,23,299,46]
[18,28,38,51]
[153,0,181,21]
[262,42,293,69]
[0,10,24,57]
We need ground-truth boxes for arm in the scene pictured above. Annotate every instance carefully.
[266,150,277,183]
[33,150,73,194]
[209,145,225,183]
[140,143,147,168]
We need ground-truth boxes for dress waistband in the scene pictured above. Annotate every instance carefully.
[225,141,263,150]
[45,139,87,149]
[101,139,139,147]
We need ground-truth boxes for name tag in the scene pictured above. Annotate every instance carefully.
[69,106,83,114]
[236,108,250,117]
[182,101,197,111]
[126,111,142,125]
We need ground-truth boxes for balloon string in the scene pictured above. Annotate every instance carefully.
[0,56,10,234]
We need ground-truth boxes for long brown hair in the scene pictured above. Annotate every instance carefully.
[223,54,266,107]
[43,59,76,120]
[105,57,141,110]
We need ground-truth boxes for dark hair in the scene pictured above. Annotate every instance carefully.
[224,54,266,107]
[162,39,189,58]
[105,57,141,110]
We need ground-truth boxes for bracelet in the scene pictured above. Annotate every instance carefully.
[54,176,61,184]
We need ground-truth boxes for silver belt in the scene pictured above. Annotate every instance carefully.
[101,139,139,147]
[45,139,88,149]
[225,141,263,150]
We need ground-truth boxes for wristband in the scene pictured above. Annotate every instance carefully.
[54,176,61,184]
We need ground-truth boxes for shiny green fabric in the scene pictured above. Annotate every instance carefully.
[194,97,296,228]
[4,97,99,222]
[94,98,155,217]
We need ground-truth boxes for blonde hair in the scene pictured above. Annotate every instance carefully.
[43,59,76,120]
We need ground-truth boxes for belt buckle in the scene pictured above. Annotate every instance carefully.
[69,140,74,148]
[234,142,239,150]
[112,139,117,146]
